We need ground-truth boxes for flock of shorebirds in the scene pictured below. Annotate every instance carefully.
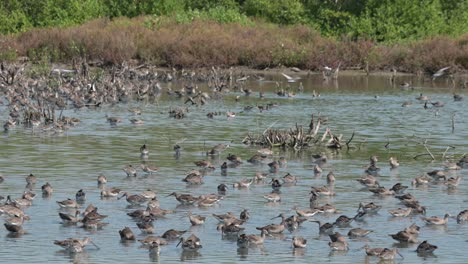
[0,138,466,261]
[0,64,466,262]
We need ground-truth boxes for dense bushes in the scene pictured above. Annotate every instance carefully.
[1,0,467,43]
[1,17,467,73]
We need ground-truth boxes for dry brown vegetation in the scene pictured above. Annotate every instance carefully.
[1,17,467,73]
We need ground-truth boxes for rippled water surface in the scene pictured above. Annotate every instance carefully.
[0,73,467,263]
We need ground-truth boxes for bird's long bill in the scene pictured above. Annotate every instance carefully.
[353,244,367,252]
[356,203,362,212]
[176,238,183,247]
[117,193,125,200]
[270,215,280,220]
[397,250,404,259]
[90,241,100,250]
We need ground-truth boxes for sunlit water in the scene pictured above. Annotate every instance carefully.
[0,72,467,263]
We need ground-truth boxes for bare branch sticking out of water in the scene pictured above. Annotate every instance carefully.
[451,112,455,134]
[413,153,433,160]
[423,140,435,161]
[442,146,456,160]
[346,131,355,149]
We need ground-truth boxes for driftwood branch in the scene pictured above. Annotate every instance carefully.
[346,131,355,149]
[423,140,435,160]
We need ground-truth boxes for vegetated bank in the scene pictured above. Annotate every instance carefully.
[0,16,467,77]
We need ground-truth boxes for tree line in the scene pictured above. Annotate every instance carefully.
[1,0,467,42]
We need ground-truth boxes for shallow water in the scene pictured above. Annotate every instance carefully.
[0,72,467,263]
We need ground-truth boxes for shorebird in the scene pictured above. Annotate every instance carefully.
[363,244,385,256]
[140,143,149,156]
[0,202,29,219]
[357,202,381,214]
[206,143,230,156]
[389,157,399,169]
[282,173,297,184]
[334,214,359,227]
[416,240,438,254]
[432,66,450,80]
[427,170,446,180]
[237,233,249,248]
[167,192,199,205]
[404,223,420,235]
[119,227,136,240]
[389,230,418,243]
[270,178,282,191]
[281,72,299,83]
[310,220,334,234]
[188,212,206,225]
[75,189,86,202]
[219,223,245,237]
[226,153,242,164]
[311,185,335,196]
[59,210,81,224]
[10,196,32,208]
[421,213,450,225]
[313,164,323,175]
[411,175,432,185]
[141,164,159,175]
[444,161,461,170]
[54,237,99,253]
[233,178,253,188]
[292,236,307,248]
[177,234,202,251]
[162,229,187,240]
[268,160,280,172]
[182,170,204,184]
[416,93,429,101]
[4,223,25,234]
[457,209,468,223]
[453,93,464,101]
[56,199,79,208]
[457,156,468,167]
[97,174,107,184]
[263,192,281,202]
[390,183,408,194]
[356,175,379,188]
[247,154,266,164]
[328,232,349,251]
[293,206,322,218]
[123,165,137,177]
[368,186,395,196]
[212,212,238,223]
[194,160,215,170]
[348,228,372,238]
[240,209,250,221]
[444,176,461,188]
[379,248,404,260]
[82,208,107,222]
[256,214,286,234]
[25,173,36,184]
[388,207,412,217]
[315,203,337,214]
[139,236,168,246]
[141,190,157,200]
[118,192,148,206]
[246,229,268,245]
[106,115,121,125]
[146,197,160,209]
[217,184,228,195]
[100,187,121,198]
[327,171,336,184]
[197,195,221,207]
